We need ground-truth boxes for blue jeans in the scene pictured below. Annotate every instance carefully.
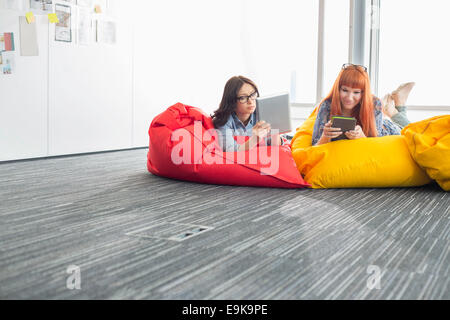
[390,106,410,128]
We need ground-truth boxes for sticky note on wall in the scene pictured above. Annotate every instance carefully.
[48,13,59,24]
[94,5,102,13]
[26,12,35,24]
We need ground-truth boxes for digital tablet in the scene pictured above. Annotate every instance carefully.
[331,116,356,140]
[255,93,292,134]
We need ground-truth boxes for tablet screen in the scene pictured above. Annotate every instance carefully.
[256,93,292,133]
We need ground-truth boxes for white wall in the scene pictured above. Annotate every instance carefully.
[48,1,134,156]
[0,11,49,160]
[0,0,135,161]
[0,0,247,161]
[379,0,450,106]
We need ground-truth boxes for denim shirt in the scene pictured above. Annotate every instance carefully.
[311,96,401,146]
[216,112,278,152]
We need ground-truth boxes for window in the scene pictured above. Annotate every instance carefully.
[241,0,319,103]
[322,0,350,99]
[378,0,450,106]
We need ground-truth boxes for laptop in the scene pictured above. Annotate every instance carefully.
[255,92,292,134]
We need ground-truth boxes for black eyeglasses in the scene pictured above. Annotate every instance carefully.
[342,63,367,72]
[237,91,258,103]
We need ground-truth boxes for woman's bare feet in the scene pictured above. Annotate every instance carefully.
[382,94,397,118]
[391,82,415,106]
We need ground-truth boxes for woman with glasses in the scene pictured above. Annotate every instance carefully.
[312,63,414,146]
[212,75,283,152]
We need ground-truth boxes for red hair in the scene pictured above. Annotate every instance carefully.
[321,66,378,137]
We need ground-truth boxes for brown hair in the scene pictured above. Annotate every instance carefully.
[211,76,259,128]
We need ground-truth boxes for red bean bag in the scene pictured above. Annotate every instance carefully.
[147,103,310,188]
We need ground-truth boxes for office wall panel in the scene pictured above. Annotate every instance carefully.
[0,12,48,161]
[48,4,133,155]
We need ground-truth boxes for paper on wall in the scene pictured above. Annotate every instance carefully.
[77,0,92,8]
[1,51,15,75]
[96,20,116,44]
[55,3,72,42]
[0,32,15,51]
[19,16,39,56]
[77,7,92,45]
[29,0,53,13]
[5,0,24,10]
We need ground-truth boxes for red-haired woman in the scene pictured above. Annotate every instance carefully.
[312,63,414,145]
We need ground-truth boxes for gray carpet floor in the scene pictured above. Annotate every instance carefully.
[0,148,448,300]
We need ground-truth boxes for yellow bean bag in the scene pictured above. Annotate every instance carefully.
[291,109,431,188]
[401,115,450,191]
